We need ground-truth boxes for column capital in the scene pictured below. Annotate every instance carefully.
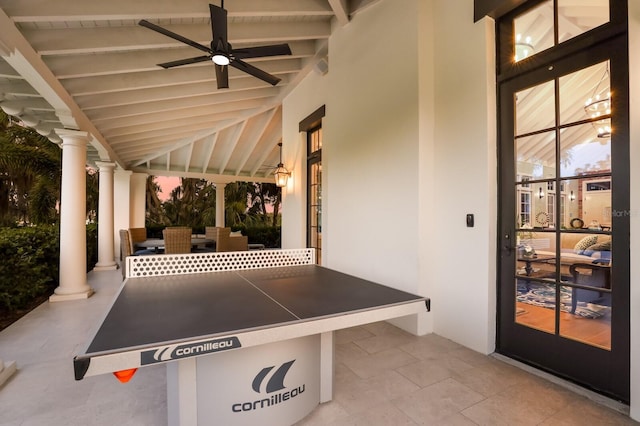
[55,129,91,143]
[95,161,116,171]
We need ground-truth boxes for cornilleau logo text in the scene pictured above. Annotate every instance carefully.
[231,360,305,412]
[140,337,241,365]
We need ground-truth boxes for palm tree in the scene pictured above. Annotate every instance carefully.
[248,183,281,226]
[0,111,62,225]
[224,182,251,227]
[161,178,216,227]
[86,168,99,223]
[145,176,169,225]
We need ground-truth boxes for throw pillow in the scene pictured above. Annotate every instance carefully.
[230,231,243,237]
[574,235,598,254]
[583,239,612,256]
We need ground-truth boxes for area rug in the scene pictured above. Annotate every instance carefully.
[517,281,610,319]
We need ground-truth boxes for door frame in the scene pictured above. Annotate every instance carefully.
[495,32,630,402]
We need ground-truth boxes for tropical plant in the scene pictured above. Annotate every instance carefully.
[0,111,62,225]
[248,183,281,227]
[145,176,282,230]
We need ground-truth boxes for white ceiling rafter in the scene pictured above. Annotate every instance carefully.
[0,0,375,182]
[234,106,277,176]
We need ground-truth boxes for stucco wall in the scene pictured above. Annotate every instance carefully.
[430,0,497,353]
[281,67,328,249]
[282,0,495,350]
[281,0,637,416]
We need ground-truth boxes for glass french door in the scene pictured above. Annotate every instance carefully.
[497,37,629,402]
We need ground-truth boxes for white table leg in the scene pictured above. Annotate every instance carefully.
[167,358,198,426]
[319,331,334,403]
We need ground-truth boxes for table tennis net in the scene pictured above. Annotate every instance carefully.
[124,248,316,278]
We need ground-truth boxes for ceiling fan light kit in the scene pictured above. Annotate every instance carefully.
[139,2,292,89]
[212,54,230,66]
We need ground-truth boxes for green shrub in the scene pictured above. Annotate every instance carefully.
[235,225,281,248]
[0,225,59,310]
[144,224,281,248]
[86,222,98,271]
[0,224,98,311]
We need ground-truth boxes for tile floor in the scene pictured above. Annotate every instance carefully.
[0,268,636,425]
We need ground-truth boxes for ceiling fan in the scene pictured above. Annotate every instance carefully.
[139,2,292,89]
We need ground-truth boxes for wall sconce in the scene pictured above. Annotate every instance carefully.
[537,187,544,199]
[274,142,291,188]
[569,190,576,202]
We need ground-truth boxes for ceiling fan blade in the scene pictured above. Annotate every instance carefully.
[139,19,211,54]
[230,59,281,86]
[215,64,229,89]
[158,55,211,69]
[232,44,292,60]
[209,4,228,50]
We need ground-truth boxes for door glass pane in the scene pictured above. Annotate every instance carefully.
[559,124,611,178]
[516,132,556,180]
[558,0,609,44]
[514,1,553,62]
[562,179,580,229]
[515,278,556,333]
[513,1,610,64]
[559,61,610,126]
[516,81,556,135]
[559,281,611,350]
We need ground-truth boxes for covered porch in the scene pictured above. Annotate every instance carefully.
[0,267,632,425]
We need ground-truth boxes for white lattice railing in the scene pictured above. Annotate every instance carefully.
[125,248,316,278]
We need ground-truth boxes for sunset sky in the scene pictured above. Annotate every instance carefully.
[154,176,180,201]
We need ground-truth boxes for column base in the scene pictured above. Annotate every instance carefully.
[49,288,95,302]
[0,359,17,387]
[93,262,117,271]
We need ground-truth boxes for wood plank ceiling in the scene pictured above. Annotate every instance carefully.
[0,0,613,182]
[0,0,378,183]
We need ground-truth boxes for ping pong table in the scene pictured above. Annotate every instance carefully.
[74,249,429,426]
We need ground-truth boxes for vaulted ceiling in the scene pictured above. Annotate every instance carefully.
[0,0,378,183]
[0,0,615,184]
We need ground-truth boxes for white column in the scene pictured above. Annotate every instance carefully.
[215,183,226,227]
[114,169,132,260]
[130,173,148,228]
[51,130,94,302]
[93,161,117,271]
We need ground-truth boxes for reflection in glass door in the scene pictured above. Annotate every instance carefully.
[514,61,613,349]
[498,40,629,402]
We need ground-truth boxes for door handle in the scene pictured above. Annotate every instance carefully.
[503,233,516,254]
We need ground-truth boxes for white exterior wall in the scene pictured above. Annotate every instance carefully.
[282,0,495,347]
[431,1,497,353]
[324,0,420,299]
[281,67,329,249]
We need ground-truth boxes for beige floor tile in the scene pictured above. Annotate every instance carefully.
[461,375,581,426]
[336,326,375,344]
[1,268,636,426]
[341,348,419,379]
[539,397,638,425]
[395,357,472,388]
[393,377,485,425]
[399,334,463,360]
[336,341,370,364]
[343,401,419,426]
[294,401,351,425]
[354,331,419,354]
[451,357,532,397]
